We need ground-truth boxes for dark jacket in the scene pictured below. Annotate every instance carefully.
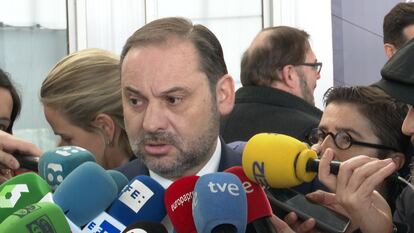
[221,86,322,143]
[394,186,414,233]
[116,138,242,180]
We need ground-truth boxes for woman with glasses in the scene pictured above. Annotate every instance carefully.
[310,85,409,215]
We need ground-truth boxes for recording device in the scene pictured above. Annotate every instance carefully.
[242,133,351,233]
[38,146,96,190]
[0,202,71,233]
[225,166,275,233]
[266,188,350,233]
[123,221,168,233]
[53,161,118,227]
[0,172,51,222]
[107,175,166,226]
[192,172,247,233]
[13,152,39,171]
[164,175,199,233]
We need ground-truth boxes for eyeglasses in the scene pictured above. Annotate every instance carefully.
[297,62,323,74]
[308,128,397,151]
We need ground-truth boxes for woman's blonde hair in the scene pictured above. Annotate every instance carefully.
[41,48,132,157]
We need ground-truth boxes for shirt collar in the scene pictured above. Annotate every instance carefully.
[149,137,222,189]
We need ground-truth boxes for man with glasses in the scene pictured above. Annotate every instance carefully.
[221,26,323,145]
[310,86,409,214]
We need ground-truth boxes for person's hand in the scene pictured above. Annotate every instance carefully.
[316,149,395,233]
[270,214,297,233]
[0,131,42,183]
[283,212,322,233]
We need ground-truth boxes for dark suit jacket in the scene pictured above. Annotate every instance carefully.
[221,86,322,144]
[116,138,242,180]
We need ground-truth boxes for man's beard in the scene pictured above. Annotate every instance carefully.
[129,105,220,178]
[298,71,315,106]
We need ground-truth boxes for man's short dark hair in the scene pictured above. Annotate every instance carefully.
[383,2,414,49]
[323,86,409,157]
[0,68,21,134]
[120,17,227,93]
[240,26,310,86]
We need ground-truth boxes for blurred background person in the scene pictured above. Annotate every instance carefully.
[0,68,21,134]
[383,2,414,59]
[221,26,322,144]
[40,48,134,169]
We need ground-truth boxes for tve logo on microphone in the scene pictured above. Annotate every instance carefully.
[207,181,241,196]
[119,180,154,213]
[0,184,29,208]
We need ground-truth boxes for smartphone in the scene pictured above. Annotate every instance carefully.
[266,188,350,233]
[13,152,39,171]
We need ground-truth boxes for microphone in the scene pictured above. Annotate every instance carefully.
[0,172,51,223]
[107,175,166,226]
[53,161,118,227]
[164,175,199,233]
[0,202,71,233]
[107,169,129,194]
[242,133,340,188]
[192,172,247,233]
[38,146,96,190]
[123,221,168,233]
[225,166,275,233]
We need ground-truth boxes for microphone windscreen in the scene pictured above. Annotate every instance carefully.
[0,202,71,233]
[83,211,126,232]
[242,133,317,188]
[164,175,199,233]
[38,146,95,189]
[192,172,247,233]
[123,221,168,233]
[107,169,129,194]
[107,175,166,226]
[53,161,118,227]
[225,166,272,222]
[0,172,51,222]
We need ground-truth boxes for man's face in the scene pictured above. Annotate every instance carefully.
[121,39,220,179]
[295,50,321,105]
[314,102,382,162]
[402,105,414,145]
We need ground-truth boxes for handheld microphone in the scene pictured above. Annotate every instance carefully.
[38,146,96,190]
[0,172,51,223]
[123,221,168,233]
[107,169,129,194]
[164,175,199,233]
[53,161,118,227]
[0,202,71,233]
[225,166,275,233]
[82,211,126,232]
[242,133,340,188]
[192,172,247,233]
[107,175,166,226]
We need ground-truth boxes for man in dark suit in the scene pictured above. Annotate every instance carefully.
[116,17,241,183]
[221,26,322,144]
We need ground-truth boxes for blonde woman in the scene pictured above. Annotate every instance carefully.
[41,48,133,169]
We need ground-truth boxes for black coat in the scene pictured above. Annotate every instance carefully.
[221,86,322,143]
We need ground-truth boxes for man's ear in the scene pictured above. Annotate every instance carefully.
[93,113,116,145]
[280,65,299,89]
[387,152,406,170]
[384,43,397,59]
[216,74,235,116]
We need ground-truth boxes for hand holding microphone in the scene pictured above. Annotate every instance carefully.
[309,149,396,233]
